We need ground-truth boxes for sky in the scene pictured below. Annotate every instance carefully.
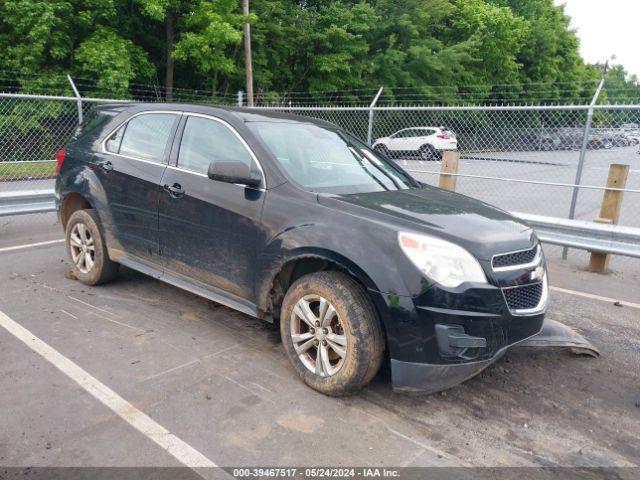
[554,0,640,77]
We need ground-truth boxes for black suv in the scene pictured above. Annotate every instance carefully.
[55,104,548,396]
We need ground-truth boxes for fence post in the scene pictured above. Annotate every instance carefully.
[367,87,384,144]
[564,78,605,259]
[588,164,630,273]
[67,75,83,125]
[237,90,244,107]
[439,151,459,191]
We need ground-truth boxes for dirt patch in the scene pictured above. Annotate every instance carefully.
[277,410,325,433]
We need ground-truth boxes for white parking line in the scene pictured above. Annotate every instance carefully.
[0,239,64,253]
[0,310,217,468]
[550,286,640,310]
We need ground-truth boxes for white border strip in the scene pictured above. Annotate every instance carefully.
[0,239,64,253]
[0,310,217,468]
[550,286,640,310]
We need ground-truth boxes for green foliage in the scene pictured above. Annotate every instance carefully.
[172,0,244,76]
[0,0,630,103]
[75,27,155,96]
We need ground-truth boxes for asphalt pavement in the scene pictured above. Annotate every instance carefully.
[1,222,639,471]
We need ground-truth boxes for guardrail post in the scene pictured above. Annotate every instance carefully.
[439,151,459,191]
[67,75,83,125]
[588,163,630,273]
[367,87,384,144]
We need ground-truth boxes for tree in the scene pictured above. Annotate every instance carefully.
[172,0,244,95]
[0,0,154,95]
[0,0,630,105]
[75,27,154,96]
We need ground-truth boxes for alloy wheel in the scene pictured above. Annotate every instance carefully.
[69,222,96,274]
[290,294,348,377]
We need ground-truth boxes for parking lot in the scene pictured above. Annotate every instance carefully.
[401,145,640,229]
[1,216,639,473]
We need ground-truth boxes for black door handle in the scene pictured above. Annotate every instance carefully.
[100,161,113,172]
[164,183,185,198]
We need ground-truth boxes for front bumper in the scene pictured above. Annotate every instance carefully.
[391,352,505,394]
[389,314,544,394]
[369,269,547,394]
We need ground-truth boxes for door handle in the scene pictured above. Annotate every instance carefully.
[100,161,113,172]
[163,183,185,198]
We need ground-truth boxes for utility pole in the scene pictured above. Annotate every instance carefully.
[243,0,254,107]
[165,10,175,102]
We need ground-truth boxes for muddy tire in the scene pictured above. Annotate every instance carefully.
[280,271,385,396]
[65,209,119,286]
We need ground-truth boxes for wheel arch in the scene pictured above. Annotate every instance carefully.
[259,249,382,323]
[59,192,93,231]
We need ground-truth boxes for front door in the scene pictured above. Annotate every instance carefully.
[158,114,265,303]
[98,112,180,266]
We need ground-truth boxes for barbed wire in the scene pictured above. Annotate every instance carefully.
[1,69,639,107]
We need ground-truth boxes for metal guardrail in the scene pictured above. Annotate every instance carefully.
[0,190,56,217]
[1,189,638,259]
[514,212,640,258]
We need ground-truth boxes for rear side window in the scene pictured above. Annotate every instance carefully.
[178,116,253,175]
[112,113,177,163]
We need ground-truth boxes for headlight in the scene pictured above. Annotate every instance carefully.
[398,231,487,288]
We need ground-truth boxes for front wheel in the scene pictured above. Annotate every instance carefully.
[65,209,119,285]
[374,144,391,158]
[280,271,385,396]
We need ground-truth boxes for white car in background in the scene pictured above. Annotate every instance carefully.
[373,127,458,160]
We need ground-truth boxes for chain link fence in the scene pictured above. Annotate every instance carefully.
[1,92,639,237]
[255,104,640,231]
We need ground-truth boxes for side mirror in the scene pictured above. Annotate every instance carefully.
[207,161,261,187]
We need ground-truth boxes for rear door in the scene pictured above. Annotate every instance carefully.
[98,111,180,267]
[158,113,266,303]
[404,128,430,151]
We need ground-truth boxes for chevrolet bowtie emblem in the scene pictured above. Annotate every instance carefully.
[531,266,545,282]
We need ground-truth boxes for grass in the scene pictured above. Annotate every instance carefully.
[0,161,56,181]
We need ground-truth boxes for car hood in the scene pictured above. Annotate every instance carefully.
[318,187,535,261]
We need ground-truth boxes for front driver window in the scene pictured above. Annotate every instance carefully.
[178,116,254,175]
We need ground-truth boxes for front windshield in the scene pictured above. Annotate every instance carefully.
[248,121,419,194]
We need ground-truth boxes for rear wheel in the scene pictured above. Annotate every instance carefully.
[280,271,385,396]
[65,209,119,286]
[419,144,440,161]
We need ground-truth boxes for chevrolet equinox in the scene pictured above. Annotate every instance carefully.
[55,104,548,396]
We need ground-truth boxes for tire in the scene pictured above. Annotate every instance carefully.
[419,144,440,161]
[65,209,119,286]
[280,271,385,396]
[374,144,391,158]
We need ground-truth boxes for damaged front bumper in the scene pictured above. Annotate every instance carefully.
[391,318,599,394]
[391,351,507,394]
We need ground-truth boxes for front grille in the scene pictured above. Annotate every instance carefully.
[503,282,543,311]
[492,245,538,269]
